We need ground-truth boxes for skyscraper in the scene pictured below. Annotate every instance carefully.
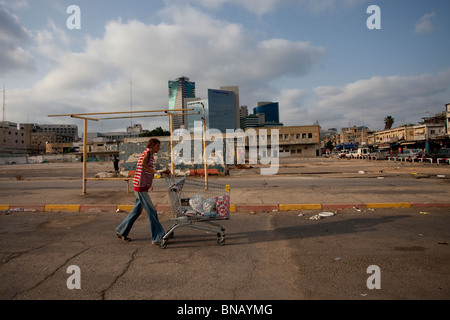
[253,102,280,124]
[220,86,240,129]
[168,76,196,131]
[207,89,236,132]
[186,88,237,133]
[187,99,208,134]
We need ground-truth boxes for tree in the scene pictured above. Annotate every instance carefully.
[384,116,394,130]
[139,126,170,137]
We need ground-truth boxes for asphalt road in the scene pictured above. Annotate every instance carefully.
[1,207,449,301]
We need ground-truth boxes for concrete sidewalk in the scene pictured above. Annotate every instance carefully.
[2,201,450,215]
[1,176,450,214]
[1,158,450,213]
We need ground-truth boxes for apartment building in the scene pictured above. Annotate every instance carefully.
[0,122,27,154]
[247,125,321,157]
[0,122,79,154]
[340,126,371,145]
[367,123,446,148]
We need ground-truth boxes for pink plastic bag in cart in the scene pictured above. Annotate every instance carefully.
[215,195,230,218]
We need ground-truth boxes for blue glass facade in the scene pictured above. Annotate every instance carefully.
[253,102,279,123]
[187,100,209,134]
[168,77,196,130]
[168,77,196,110]
[207,89,236,132]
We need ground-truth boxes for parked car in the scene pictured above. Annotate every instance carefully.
[398,149,422,160]
[338,150,350,158]
[347,150,359,158]
[428,148,450,163]
[370,149,390,160]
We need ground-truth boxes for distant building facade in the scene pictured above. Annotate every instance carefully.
[207,88,236,132]
[168,76,196,130]
[248,125,321,158]
[0,122,79,154]
[253,102,280,124]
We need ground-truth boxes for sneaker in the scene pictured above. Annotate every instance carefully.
[152,240,160,245]
[116,232,131,242]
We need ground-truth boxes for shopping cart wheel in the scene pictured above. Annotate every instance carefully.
[159,239,168,249]
[217,235,225,246]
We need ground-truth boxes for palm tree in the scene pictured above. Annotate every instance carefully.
[384,116,394,130]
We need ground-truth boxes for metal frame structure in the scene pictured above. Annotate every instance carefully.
[48,108,209,194]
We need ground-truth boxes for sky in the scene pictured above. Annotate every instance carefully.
[1,0,449,134]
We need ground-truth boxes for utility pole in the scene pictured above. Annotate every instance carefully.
[2,84,5,122]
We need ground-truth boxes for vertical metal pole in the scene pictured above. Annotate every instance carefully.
[82,118,87,194]
[170,113,174,174]
[201,103,208,190]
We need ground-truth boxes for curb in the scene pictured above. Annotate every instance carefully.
[1,202,450,213]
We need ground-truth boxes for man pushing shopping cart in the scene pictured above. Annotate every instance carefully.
[115,137,230,249]
[159,175,231,248]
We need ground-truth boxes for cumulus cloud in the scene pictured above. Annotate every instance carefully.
[298,70,450,130]
[6,4,325,131]
[0,5,35,74]
[414,12,436,35]
[33,20,71,62]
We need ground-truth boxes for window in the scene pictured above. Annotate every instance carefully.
[308,133,312,138]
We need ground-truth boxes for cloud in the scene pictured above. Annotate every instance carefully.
[6,4,325,132]
[0,5,35,74]
[299,70,450,130]
[0,0,29,11]
[414,12,436,35]
[33,20,71,62]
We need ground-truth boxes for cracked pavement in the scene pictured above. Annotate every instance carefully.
[1,207,449,300]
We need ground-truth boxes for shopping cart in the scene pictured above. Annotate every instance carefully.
[159,175,231,249]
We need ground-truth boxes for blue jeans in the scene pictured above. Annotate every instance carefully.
[116,191,165,242]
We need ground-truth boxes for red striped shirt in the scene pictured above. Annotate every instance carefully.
[133,148,154,192]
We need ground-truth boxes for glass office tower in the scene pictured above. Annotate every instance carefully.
[253,102,280,124]
[168,76,196,130]
[207,89,236,132]
[187,99,209,134]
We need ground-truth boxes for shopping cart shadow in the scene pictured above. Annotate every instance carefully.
[224,214,410,246]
